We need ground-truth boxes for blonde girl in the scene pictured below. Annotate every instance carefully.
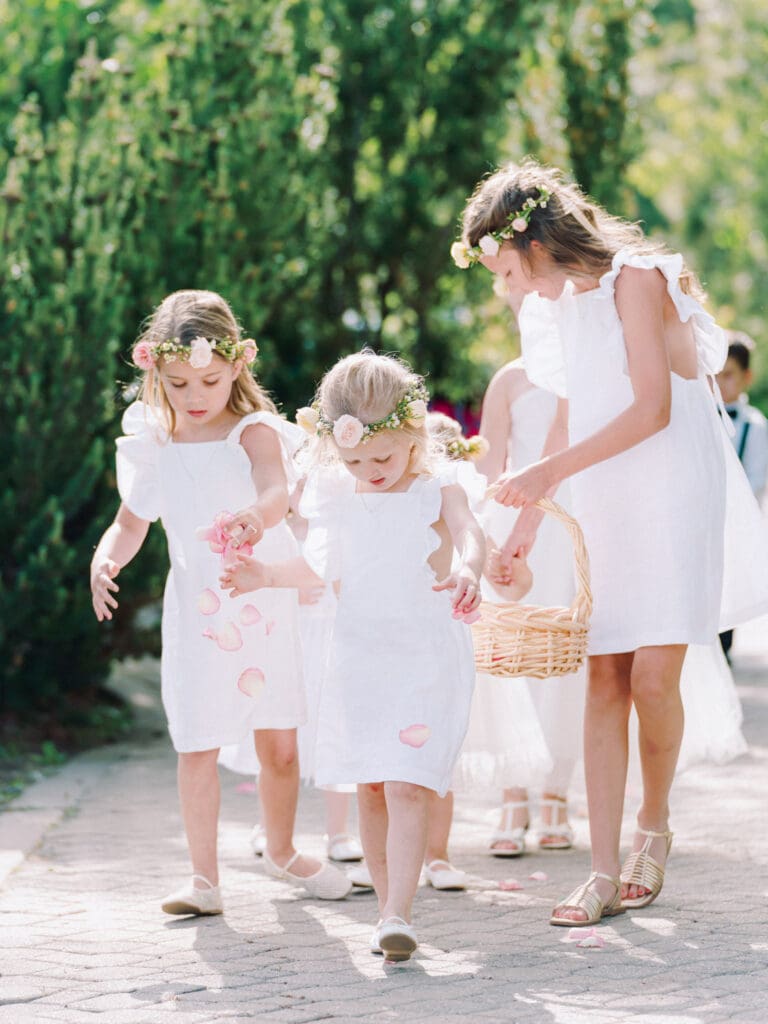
[453,159,768,926]
[90,290,349,915]
[220,351,485,962]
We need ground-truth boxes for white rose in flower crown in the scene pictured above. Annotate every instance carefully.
[478,234,500,256]
[406,398,428,425]
[189,336,214,368]
[296,406,320,435]
[333,414,365,448]
[450,241,471,269]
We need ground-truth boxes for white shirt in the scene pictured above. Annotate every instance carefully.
[725,395,768,500]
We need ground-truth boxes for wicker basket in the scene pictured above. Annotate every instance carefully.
[472,497,592,679]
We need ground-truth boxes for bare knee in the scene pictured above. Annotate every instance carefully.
[178,748,219,773]
[588,656,632,713]
[385,781,430,805]
[255,730,298,774]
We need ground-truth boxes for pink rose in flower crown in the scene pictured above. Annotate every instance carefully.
[189,336,214,369]
[132,340,156,370]
[511,217,528,233]
[333,414,365,449]
[241,339,258,364]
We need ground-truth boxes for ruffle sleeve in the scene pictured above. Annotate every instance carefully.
[518,293,568,398]
[115,401,166,522]
[227,411,305,491]
[435,460,487,514]
[602,249,728,377]
[299,465,351,582]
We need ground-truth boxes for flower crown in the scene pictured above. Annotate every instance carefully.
[450,187,552,269]
[131,335,258,371]
[296,382,430,448]
[446,434,490,462]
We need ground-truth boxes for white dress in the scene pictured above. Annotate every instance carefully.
[519,249,768,654]
[453,383,584,794]
[116,402,306,753]
[300,465,476,797]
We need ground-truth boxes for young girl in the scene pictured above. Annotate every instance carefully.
[220,351,485,961]
[452,159,768,926]
[90,289,350,915]
[454,356,586,857]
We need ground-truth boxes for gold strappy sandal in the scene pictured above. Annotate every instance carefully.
[620,826,673,909]
[550,871,625,927]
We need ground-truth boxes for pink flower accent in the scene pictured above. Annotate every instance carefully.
[237,667,265,698]
[240,604,262,626]
[197,589,221,615]
[528,870,548,882]
[265,619,276,636]
[398,724,430,748]
[216,621,243,651]
[511,217,528,233]
[132,340,156,370]
[242,339,258,364]
[566,926,605,948]
[498,878,523,891]
[235,781,257,794]
[197,511,253,564]
[332,414,365,449]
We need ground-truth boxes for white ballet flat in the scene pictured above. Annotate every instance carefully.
[424,859,467,891]
[370,919,383,955]
[378,916,418,962]
[161,874,223,916]
[347,863,374,889]
[326,833,364,862]
[262,850,352,900]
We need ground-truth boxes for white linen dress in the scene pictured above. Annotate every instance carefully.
[300,465,476,797]
[116,402,306,753]
[519,249,768,655]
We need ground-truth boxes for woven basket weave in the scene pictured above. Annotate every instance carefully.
[472,497,592,679]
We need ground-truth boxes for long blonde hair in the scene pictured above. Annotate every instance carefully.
[135,290,276,433]
[461,157,705,300]
[313,350,433,474]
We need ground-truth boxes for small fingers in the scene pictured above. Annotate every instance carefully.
[432,576,455,593]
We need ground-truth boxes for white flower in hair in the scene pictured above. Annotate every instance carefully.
[296,406,320,434]
[333,414,365,448]
[406,398,427,424]
[189,336,214,368]
[450,241,471,269]
[478,234,501,256]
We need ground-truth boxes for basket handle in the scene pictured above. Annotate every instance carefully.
[484,490,593,623]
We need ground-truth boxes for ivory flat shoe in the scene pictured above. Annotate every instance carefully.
[161,874,223,916]
[424,859,467,891]
[378,916,418,962]
[262,850,352,900]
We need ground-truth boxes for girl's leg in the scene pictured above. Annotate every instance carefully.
[254,728,320,877]
[553,652,633,921]
[177,748,221,885]
[424,790,454,865]
[357,783,389,913]
[325,791,352,840]
[625,644,687,899]
[381,781,430,923]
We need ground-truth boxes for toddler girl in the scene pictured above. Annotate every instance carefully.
[90,289,349,915]
[220,351,485,962]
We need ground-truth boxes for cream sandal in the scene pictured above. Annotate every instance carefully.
[489,800,529,858]
[538,797,574,850]
[550,871,625,927]
[620,826,673,909]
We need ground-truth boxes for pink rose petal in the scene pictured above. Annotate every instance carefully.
[197,588,221,615]
[567,926,601,943]
[265,619,276,636]
[217,621,243,652]
[498,878,523,891]
[240,604,262,626]
[202,627,218,642]
[528,870,548,882]
[235,781,257,794]
[577,933,605,949]
[237,667,265,698]
[398,724,430,748]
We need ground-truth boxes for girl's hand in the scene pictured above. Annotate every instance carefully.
[433,568,481,618]
[226,506,266,549]
[219,552,270,597]
[486,549,533,601]
[91,559,121,622]
[493,458,556,509]
[501,505,544,561]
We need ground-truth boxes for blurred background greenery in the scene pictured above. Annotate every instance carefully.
[1,0,766,743]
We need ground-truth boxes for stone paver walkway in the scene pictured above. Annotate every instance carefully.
[1,622,766,1024]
